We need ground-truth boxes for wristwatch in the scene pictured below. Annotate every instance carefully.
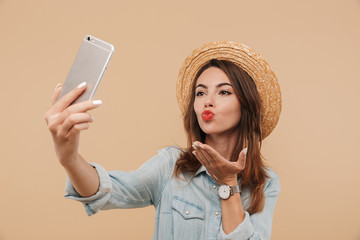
[218,184,241,200]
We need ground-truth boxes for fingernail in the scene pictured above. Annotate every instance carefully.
[54,83,62,90]
[91,116,95,121]
[78,82,87,88]
[192,151,197,156]
[198,144,205,150]
[93,100,102,105]
[192,143,197,150]
[243,148,248,156]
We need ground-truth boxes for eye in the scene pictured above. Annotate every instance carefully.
[219,90,231,95]
[196,91,205,96]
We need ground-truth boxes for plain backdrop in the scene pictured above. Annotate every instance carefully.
[0,0,359,239]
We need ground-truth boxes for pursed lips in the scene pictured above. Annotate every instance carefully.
[202,110,215,121]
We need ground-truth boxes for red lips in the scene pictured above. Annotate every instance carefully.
[202,110,214,121]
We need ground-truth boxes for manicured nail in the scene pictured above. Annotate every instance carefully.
[193,141,204,149]
[192,151,197,156]
[93,100,102,105]
[243,148,248,156]
[54,83,62,90]
[91,116,95,122]
[192,143,198,150]
[78,82,87,88]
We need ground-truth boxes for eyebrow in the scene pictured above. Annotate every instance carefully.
[195,83,233,89]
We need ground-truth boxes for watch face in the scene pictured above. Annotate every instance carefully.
[218,185,230,199]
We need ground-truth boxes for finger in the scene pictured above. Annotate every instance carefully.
[50,82,88,114]
[197,142,224,163]
[51,99,102,127]
[51,83,63,104]
[67,122,90,137]
[193,150,219,181]
[193,143,210,165]
[193,148,218,176]
[194,142,218,164]
[58,113,94,137]
[236,148,248,169]
[192,150,212,171]
[45,112,60,128]
[66,99,102,115]
[192,150,205,165]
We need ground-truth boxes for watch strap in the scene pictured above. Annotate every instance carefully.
[229,185,241,195]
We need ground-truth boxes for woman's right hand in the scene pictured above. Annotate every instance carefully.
[44,82,102,167]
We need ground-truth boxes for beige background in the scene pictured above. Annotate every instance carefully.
[0,0,359,239]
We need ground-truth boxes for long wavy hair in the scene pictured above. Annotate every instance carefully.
[174,59,269,214]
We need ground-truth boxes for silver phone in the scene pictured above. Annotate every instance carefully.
[57,35,114,104]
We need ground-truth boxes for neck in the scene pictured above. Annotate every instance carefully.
[205,130,239,160]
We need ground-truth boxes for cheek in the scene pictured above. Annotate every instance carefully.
[220,101,241,120]
[193,99,202,116]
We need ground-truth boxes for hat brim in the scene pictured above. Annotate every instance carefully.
[176,41,281,139]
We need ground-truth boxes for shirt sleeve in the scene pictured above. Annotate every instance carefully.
[64,147,177,216]
[218,172,281,240]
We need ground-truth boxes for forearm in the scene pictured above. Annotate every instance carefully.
[221,179,245,234]
[62,154,100,197]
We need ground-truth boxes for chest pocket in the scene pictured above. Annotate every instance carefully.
[171,196,205,239]
[172,197,205,220]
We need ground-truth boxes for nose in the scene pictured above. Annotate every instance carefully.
[204,94,214,108]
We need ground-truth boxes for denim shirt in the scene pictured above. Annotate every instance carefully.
[65,147,280,240]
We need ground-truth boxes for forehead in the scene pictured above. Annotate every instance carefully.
[196,67,230,85]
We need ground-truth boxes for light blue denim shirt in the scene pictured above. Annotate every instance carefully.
[65,147,280,240]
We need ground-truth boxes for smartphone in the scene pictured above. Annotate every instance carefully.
[57,35,114,104]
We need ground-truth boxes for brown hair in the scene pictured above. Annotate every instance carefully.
[174,59,269,214]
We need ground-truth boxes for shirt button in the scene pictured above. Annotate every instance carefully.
[212,185,217,189]
[215,211,219,216]
[185,210,190,215]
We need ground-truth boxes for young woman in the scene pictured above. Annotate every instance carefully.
[44,41,281,240]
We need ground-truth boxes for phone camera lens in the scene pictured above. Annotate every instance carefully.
[87,36,91,41]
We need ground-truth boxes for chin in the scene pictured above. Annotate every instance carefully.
[199,122,239,137]
[199,126,224,135]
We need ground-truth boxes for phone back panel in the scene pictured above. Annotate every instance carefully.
[57,35,114,104]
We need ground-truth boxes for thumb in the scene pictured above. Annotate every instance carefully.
[237,148,247,169]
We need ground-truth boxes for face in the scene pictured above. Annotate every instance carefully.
[194,67,241,136]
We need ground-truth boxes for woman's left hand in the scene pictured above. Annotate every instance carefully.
[192,141,247,185]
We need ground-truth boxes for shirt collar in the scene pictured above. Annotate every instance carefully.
[194,165,207,177]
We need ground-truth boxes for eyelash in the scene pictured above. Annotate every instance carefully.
[220,90,231,95]
[195,90,232,96]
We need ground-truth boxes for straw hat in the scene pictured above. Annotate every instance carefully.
[176,41,281,139]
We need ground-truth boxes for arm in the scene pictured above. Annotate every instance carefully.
[218,174,280,240]
[192,142,280,239]
[62,154,99,197]
[220,178,246,234]
[64,147,177,216]
[44,82,102,197]
[192,141,247,234]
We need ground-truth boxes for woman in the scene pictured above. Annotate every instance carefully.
[44,41,281,239]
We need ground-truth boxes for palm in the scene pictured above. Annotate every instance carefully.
[192,141,247,184]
